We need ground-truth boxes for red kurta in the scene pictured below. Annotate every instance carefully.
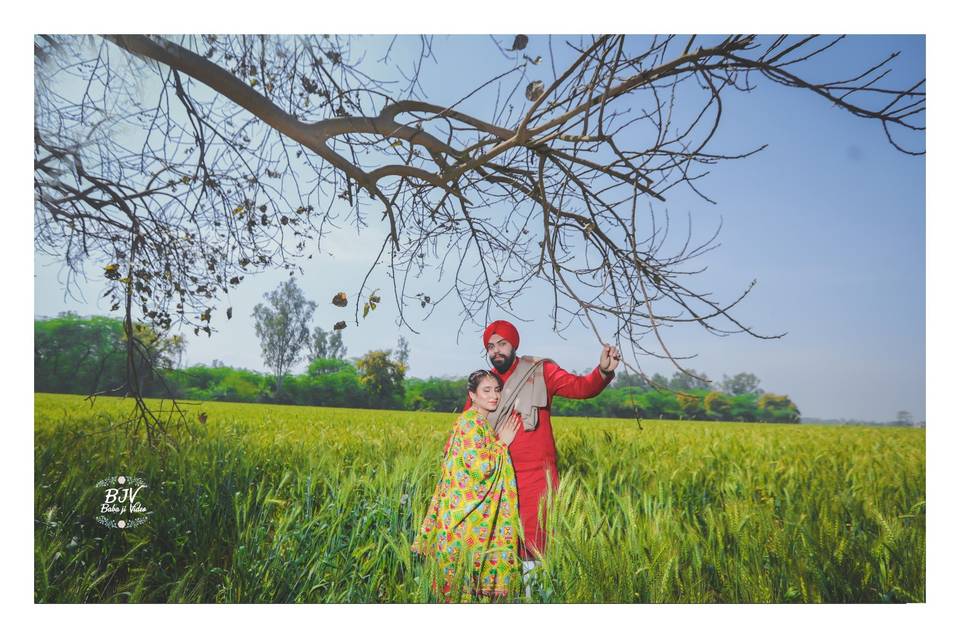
[464,358,614,559]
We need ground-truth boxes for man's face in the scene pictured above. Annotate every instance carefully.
[486,333,516,373]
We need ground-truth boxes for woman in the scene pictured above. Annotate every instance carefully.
[411,369,524,601]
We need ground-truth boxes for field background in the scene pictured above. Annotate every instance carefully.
[34,393,925,603]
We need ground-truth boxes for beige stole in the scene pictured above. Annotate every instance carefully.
[488,355,553,432]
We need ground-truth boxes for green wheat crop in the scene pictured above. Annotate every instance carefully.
[34,393,924,603]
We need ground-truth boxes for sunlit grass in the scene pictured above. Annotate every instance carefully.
[34,393,924,603]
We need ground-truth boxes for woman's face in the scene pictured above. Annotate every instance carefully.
[469,375,501,412]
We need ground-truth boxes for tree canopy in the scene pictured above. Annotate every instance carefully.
[309,326,347,361]
[252,278,317,391]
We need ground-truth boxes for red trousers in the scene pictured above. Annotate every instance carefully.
[515,462,560,560]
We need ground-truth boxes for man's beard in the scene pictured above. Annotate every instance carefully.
[490,349,516,374]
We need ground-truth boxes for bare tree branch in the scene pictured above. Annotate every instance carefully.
[35,34,925,438]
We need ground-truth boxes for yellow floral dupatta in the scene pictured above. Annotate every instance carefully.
[412,407,523,600]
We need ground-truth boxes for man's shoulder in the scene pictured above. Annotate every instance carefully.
[515,355,557,376]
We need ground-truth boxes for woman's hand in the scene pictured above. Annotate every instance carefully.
[497,412,522,446]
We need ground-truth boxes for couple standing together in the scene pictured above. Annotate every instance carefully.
[411,320,622,600]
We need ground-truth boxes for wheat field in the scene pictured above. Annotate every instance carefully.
[34,393,925,603]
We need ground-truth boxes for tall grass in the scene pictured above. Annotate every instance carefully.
[34,393,924,603]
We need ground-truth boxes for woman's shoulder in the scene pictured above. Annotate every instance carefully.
[457,407,486,428]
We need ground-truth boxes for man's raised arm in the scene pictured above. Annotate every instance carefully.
[546,344,621,399]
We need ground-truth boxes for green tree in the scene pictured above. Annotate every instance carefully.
[404,377,467,413]
[304,361,366,407]
[251,279,317,393]
[328,330,346,360]
[35,313,121,394]
[309,326,346,361]
[895,410,913,426]
[208,369,264,402]
[35,313,185,396]
[356,350,406,409]
[703,391,732,420]
[644,389,682,420]
[307,357,349,376]
[650,373,670,389]
[728,394,760,422]
[757,393,801,423]
[721,372,763,396]
[670,369,712,391]
[395,336,411,369]
[612,371,654,390]
[677,392,705,419]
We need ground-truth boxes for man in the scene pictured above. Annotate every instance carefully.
[463,319,621,589]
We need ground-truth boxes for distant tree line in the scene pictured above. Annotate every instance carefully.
[36,312,803,423]
[35,312,185,398]
[551,387,798,423]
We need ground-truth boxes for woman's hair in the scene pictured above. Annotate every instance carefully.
[467,369,503,393]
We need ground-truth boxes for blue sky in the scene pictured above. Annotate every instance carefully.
[33,34,925,423]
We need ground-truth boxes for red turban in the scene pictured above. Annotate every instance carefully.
[483,320,520,350]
